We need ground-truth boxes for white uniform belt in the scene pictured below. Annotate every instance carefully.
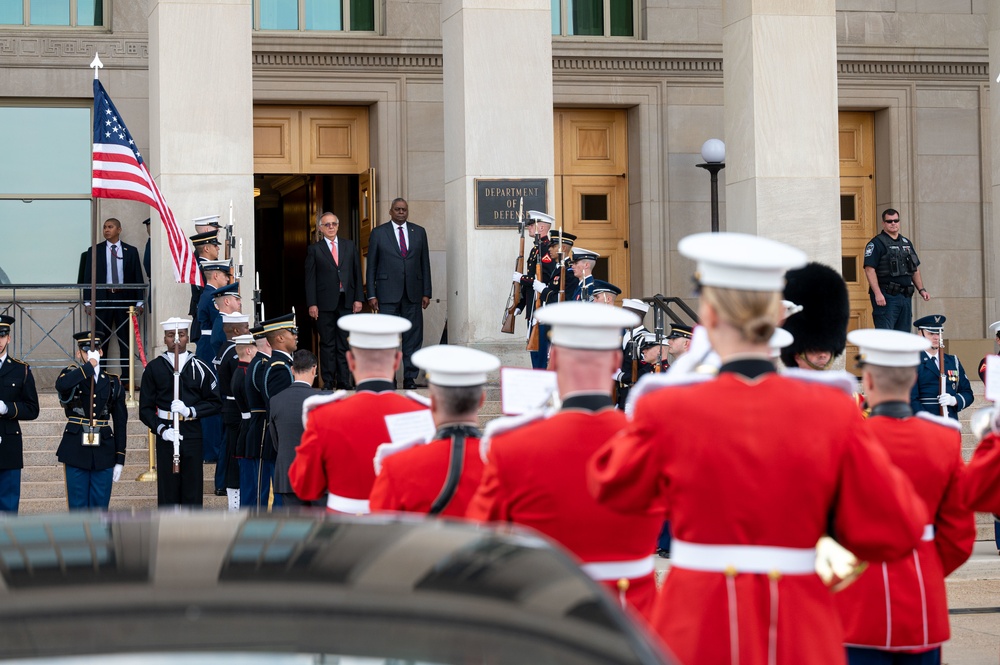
[580,556,655,581]
[671,539,816,575]
[226,395,236,401]
[326,493,370,514]
[922,524,934,542]
[156,408,192,421]
[241,412,251,420]
[201,329,212,336]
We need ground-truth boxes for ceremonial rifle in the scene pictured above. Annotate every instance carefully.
[653,307,665,374]
[500,198,525,334]
[252,271,262,327]
[938,337,948,417]
[526,229,542,352]
[557,222,566,303]
[171,335,182,474]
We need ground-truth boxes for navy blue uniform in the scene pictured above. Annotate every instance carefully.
[242,351,275,508]
[910,351,973,420]
[0,356,39,512]
[215,340,241,491]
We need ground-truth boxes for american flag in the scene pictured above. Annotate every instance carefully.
[92,79,202,286]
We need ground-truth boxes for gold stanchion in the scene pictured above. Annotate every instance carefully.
[126,305,138,407]
[136,430,157,481]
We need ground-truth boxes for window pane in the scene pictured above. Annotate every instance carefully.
[0,200,91,284]
[580,194,608,221]
[306,0,341,30]
[568,0,601,36]
[610,0,632,36]
[30,0,71,25]
[350,0,374,31]
[77,0,103,26]
[259,0,298,30]
[840,194,856,221]
[551,0,560,35]
[0,1,24,24]
[0,107,91,196]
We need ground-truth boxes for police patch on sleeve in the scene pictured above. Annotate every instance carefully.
[864,242,874,257]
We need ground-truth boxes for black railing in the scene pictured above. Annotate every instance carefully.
[642,294,698,339]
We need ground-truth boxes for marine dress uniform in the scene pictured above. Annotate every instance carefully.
[836,330,976,663]
[588,233,928,665]
[515,211,556,369]
[0,315,40,513]
[909,315,973,420]
[290,314,430,514]
[55,332,128,509]
[467,302,664,620]
[370,345,500,517]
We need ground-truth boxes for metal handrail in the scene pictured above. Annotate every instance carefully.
[641,294,699,329]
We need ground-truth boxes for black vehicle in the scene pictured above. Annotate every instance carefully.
[0,510,673,665]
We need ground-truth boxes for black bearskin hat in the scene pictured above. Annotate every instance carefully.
[780,262,850,368]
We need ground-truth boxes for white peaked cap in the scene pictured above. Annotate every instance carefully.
[232,334,256,345]
[848,329,930,368]
[535,301,640,350]
[413,345,501,387]
[160,317,191,332]
[679,232,807,292]
[622,298,649,314]
[338,313,411,350]
[527,210,554,225]
[193,214,220,226]
[572,247,600,261]
[989,321,1000,335]
[222,313,249,324]
[769,328,794,359]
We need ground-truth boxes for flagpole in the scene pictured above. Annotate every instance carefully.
[88,53,104,442]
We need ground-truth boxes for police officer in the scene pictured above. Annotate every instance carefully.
[910,315,973,420]
[863,208,930,331]
[0,314,39,513]
[55,331,127,509]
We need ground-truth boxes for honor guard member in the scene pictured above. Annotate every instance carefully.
[55,332,128,509]
[290,314,430,514]
[780,262,851,371]
[863,208,930,331]
[209,281,242,358]
[977,320,1000,382]
[588,233,929,664]
[262,313,299,408]
[665,325,692,362]
[187,228,222,340]
[214,312,249,500]
[243,322,278,509]
[534,230,578,307]
[966,406,1000,552]
[568,247,599,301]
[615,299,651,410]
[466,301,664,620]
[834,329,975,663]
[512,211,555,369]
[195,260,232,366]
[230,332,259,510]
[0,315,39,513]
[138,317,222,506]
[910,315,973,420]
[588,280,621,305]
[370,345,500,516]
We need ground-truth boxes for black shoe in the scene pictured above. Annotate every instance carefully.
[655,548,670,559]
[403,380,417,389]
[214,488,227,497]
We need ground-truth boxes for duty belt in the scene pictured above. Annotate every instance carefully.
[156,408,194,421]
[68,416,110,427]
[671,539,816,575]
[581,556,655,581]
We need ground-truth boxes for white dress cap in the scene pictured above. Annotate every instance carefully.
[769,328,794,359]
[192,214,220,226]
[527,210,554,225]
[535,301,640,350]
[160,317,192,332]
[622,298,650,314]
[338,313,412,350]
[222,313,249,324]
[232,333,256,345]
[988,320,1000,335]
[679,232,807,292]
[847,329,930,368]
[413,345,501,387]
[571,247,600,261]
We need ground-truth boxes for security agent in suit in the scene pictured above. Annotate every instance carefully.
[82,217,145,379]
[268,349,326,506]
[305,212,364,389]
[910,315,973,420]
[54,332,127,509]
[365,198,432,389]
[0,315,40,513]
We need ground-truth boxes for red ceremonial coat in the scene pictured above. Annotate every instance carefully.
[966,432,1000,514]
[466,393,664,621]
[835,408,975,652]
[370,427,484,517]
[289,381,429,511]
[588,361,928,665]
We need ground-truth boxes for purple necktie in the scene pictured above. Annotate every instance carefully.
[398,225,408,257]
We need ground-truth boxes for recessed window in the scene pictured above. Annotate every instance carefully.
[0,0,105,27]
[581,194,608,221]
[840,194,856,222]
[255,0,376,32]
[842,256,857,282]
[552,0,635,37]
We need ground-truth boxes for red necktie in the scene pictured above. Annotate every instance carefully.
[398,225,408,257]
[331,239,339,265]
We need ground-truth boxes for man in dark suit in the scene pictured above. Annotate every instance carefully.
[0,314,40,513]
[365,198,432,389]
[268,349,327,506]
[82,217,145,380]
[305,212,364,389]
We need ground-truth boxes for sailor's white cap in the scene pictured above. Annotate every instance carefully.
[222,313,249,324]
[232,333,256,345]
[338,313,411,350]
[160,317,191,332]
[622,298,649,314]
[412,345,501,387]
[535,301,640,351]
[193,214,221,227]
[769,328,794,359]
[848,329,930,368]
[679,232,807,292]
[526,210,554,225]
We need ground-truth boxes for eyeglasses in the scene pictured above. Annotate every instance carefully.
[320,223,339,228]
[883,219,900,224]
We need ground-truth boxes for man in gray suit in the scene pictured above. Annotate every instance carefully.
[268,349,326,506]
[365,198,432,389]
[305,212,364,390]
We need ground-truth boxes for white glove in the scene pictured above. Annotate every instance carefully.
[162,427,179,442]
[514,308,523,316]
[112,464,123,483]
[512,271,524,283]
[0,401,6,415]
[532,279,546,294]
[170,399,192,418]
[938,393,958,407]
[87,350,100,366]
[614,369,625,382]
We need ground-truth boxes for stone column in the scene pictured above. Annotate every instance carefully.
[987,3,1000,327]
[441,0,555,364]
[721,0,840,266]
[148,0,255,340]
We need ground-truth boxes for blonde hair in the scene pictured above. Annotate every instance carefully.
[701,285,781,345]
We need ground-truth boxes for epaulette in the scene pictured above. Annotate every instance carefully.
[625,371,712,416]
[479,408,554,464]
[782,368,858,397]
[404,390,431,407]
[8,357,27,366]
[301,390,349,428]
[915,410,963,432]
[270,360,287,367]
[373,435,431,475]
